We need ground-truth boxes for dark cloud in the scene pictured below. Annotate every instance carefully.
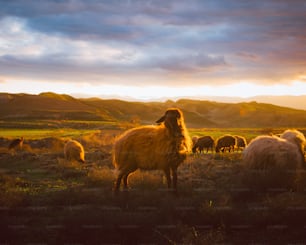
[148,53,228,73]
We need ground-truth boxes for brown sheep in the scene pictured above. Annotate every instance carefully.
[234,135,247,152]
[112,108,191,193]
[192,136,214,153]
[192,136,199,146]
[8,136,24,150]
[242,129,305,192]
[215,135,236,153]
[64,140,85,163]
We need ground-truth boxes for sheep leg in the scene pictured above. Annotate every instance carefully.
[171,167,178,191]
[123,171,134,189]
[164,167,172,188]
[114,171,125,192]
[123,174,129,189]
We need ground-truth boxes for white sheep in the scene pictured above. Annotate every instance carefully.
[242,129,305,191]
[281,129,305,157]
[112,108,191,193]
[64,140,85,163]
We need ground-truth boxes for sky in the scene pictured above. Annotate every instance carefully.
[0,0,306,101]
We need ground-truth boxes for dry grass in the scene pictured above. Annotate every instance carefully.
[86,166,115,187]
[1,132,306,244]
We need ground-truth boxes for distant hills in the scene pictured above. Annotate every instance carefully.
[1,92,306,128]
[247,95,306,111]
[133,95,306,111]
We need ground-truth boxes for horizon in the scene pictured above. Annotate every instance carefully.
[2,90,306,111]
[0,1,306,100]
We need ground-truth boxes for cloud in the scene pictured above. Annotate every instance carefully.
[148,53,228,73]
[0,0,306,88]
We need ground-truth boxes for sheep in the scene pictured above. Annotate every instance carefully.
[242,129,306,192]
[234,135,247,152]
[215,135,237,153]
[8,137,24,154]
[112,108,191,193]
[64,140,85,163]
[192,136,199,146]
[192,136,214,154]
[281,129,305,157]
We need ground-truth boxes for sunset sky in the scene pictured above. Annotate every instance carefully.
[1,0,306,101]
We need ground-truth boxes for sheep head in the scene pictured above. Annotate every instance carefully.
[281,129,306,158]
[156,108,184,137]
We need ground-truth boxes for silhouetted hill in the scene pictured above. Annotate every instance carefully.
[0,92,113,121]
[1,92,306,128]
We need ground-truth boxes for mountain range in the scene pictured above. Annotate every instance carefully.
[1,92,306,128]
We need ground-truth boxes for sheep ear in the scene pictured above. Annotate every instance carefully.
[156,115,166,124]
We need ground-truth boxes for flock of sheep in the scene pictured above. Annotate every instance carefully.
[8,108,306,194]
[112,108,306,193]
[192,134,247,154]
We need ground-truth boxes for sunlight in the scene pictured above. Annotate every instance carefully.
[1,79,306,101]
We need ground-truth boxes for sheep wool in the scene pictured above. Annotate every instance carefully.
[234,135,247,151]
[215,135,236,153]
[281,129,305,156]
[113,108,191,192]
[64,140,85,163]
[192,136,214,154]
[192,136,199,146]
[242,129,306,192]
[8,137,24,150]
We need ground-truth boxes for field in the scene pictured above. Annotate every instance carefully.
[1,122,306,244]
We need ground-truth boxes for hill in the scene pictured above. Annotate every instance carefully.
[248,95,306,111]
[164,95,306,111]
[0,92,114,121]
[1,92,306,128]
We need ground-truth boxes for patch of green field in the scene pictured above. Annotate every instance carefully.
[0,128,98,139]
[0,119,120,129]
[0,119,126,139]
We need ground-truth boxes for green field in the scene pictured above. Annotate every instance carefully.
[0,128,98,139]
[2,123,304,142]
[0,119,128,139]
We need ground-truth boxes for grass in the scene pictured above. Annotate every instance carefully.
[189,127,306,142]
[2,125,293,141]
[0,128,98,139]
[1,124,306,243]
[0,118,123,139]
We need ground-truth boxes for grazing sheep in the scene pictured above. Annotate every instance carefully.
[215,135,236,153]
[234,135,247,152]
[113,108,191,193]
[192,136,214,154]
[192,136,199,146]
[8,137,24,152]
[64,140,85,163]
[281,129,305,156]
[242,129,306,192]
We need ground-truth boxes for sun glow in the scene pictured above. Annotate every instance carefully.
[1,79,306,101]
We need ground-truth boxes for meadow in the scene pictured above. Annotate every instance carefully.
[1,121,306,244]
